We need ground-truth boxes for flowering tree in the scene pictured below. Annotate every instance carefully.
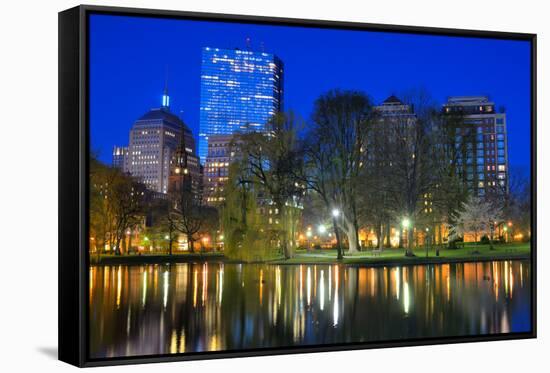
[452,196,503,247]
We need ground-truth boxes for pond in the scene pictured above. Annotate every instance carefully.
[89,260,531,358]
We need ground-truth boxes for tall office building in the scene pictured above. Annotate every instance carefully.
[198,46,284,163]
[121,89,199,194]
[443,96,509,198]
[112,146,128,170]
[203,134,241,205]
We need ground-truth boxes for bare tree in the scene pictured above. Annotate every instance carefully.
[238,112,305,259]
[309,90,375,254]
[110,173,147,255]
[172,124,204,253]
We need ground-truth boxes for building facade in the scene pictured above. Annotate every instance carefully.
[443,96,509,198]
[117,90,200,195]
[112,146,128,170]
[203,134,240,205]
[198,47,284,163]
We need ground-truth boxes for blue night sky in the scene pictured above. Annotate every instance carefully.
[89,14,531,171]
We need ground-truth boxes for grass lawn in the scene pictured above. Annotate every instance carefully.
[271,242,531,266]
[90,251,225,265]
[90,242,530,266]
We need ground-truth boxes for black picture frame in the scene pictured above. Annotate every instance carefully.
[58,4,537,367]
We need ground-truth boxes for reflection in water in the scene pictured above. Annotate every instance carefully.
[89,260,531,359]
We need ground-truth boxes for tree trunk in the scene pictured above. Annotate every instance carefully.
[346,224,359,254]
[332,216,343,260]
[128,231,133,255]
[405,224,415,257]
[352,214,361,252]
[377,223,384,250]
[188,234,194,253]
[385,221,391,248]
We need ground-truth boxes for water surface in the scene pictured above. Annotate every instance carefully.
[89,260,531,358]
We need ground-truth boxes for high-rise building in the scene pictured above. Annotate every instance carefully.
[112,146,128,170]
[443,96,509,198]
[198,47,284,163]
[369,95,418,168]
[203,134,241,205]
[121,88,199,194]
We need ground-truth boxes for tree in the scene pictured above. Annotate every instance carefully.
[171,126,204,253]
[452,195,503,247]
[302,131,345,259]
[90,157,116,258]
[504,165,531,240]
[89,156,146,256]
[308,90,375,254]
[109,173,147,255]
[237,112,305,259]
[221,162,268,261]
[372,91,440,256]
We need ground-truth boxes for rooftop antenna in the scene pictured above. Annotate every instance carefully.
[162,67,170,109]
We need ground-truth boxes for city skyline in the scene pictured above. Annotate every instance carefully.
[89,14,531,172]
[85,11,533,361]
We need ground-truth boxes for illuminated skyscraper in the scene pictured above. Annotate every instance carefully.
[112,146,128,170]
[198,47,284,163]
[121,88,199,194]
[443,96,509,197]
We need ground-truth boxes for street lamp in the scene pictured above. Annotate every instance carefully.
[332,209,340,218]
[318,225,327,234]
[306,231,312,238]
[402,218,410,229]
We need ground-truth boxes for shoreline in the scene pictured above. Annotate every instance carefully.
[89,251,530,267]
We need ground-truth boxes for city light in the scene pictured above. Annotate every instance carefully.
[402,218,410,229]
[318,225,327,234]
[332,209,340,218]
[164,235,169,240]
[306,231,312,238]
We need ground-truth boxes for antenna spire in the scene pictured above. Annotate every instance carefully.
[162,68,170,109]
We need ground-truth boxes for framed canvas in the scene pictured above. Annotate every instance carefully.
[58,4,537,367]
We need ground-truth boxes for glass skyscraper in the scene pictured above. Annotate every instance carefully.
[198,47,284,163]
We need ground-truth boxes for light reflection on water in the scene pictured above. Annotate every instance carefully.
[89,260,531,359]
